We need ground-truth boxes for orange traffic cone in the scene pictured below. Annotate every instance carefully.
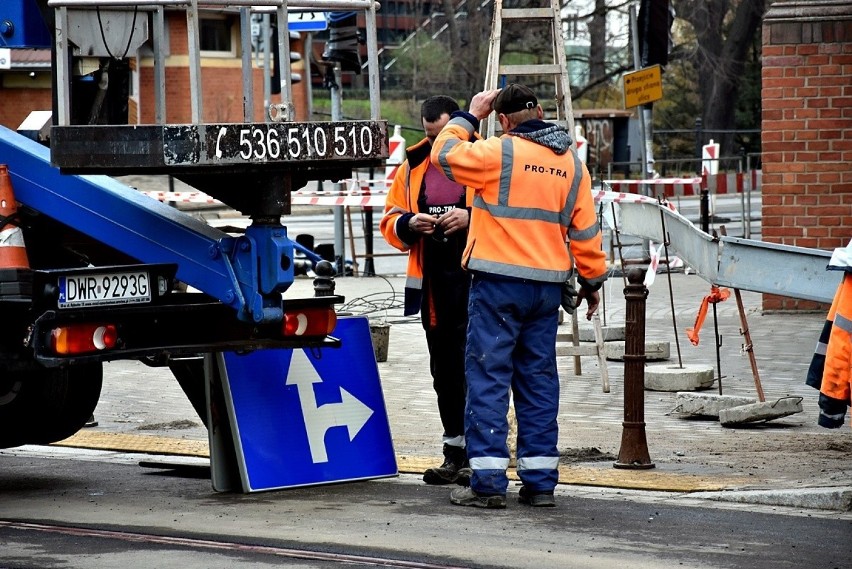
[0,164,30,270]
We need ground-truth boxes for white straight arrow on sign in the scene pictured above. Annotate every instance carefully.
[286,348,374,463]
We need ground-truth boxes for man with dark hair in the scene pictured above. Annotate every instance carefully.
[431,84,608,509]
[380,96,473,485]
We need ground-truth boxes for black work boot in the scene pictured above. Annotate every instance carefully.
[423,444,471,485]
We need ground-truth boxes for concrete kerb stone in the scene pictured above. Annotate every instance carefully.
[718,396,805,427]
[691,487,852,512]
[671,392,758,418]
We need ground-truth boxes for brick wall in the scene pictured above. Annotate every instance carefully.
[761,1,852,311]
[134,13,309,124]
[135,64,309,125]
[0,76,52,130]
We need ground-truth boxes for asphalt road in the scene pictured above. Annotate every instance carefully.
[1,446,850,569]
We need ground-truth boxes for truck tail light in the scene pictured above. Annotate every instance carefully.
[282,307,337,337]
[50,323,118,355]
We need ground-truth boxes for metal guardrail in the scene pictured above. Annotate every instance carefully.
[616,197,838,304]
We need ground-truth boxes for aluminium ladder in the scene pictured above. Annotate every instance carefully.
[483,0,609,391]
[483,0,576,139]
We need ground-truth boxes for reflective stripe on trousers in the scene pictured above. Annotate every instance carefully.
[465,274,561,495]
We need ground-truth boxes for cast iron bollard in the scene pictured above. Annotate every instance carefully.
[614,268,655,469]
[313,260,336,297]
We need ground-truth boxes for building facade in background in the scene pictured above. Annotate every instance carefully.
[760,0,852,311]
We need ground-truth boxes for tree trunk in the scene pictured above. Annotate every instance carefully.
[588,0,608,82]
[676,0,768,155]
[442,0,461,53]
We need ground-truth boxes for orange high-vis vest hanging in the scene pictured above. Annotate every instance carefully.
[686,285,730,346]
[0,165,30,270]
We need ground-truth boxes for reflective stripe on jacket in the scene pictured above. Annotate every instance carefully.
[380,137,474,315]
[431,116,607,287]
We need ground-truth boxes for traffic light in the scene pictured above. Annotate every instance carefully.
[322,11,362,74]
[637,0,673,68]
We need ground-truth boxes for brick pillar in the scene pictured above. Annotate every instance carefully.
[761,1,852,311]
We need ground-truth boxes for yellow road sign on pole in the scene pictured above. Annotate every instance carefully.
[622,64,663,108]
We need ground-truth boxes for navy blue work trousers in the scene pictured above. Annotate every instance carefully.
[465,273,562,495]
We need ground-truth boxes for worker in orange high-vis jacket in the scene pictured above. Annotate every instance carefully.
[380,96,475,486]
[806,240,852,429]
[430,84,608,509]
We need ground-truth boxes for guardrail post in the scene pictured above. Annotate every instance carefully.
[614,268,655,469]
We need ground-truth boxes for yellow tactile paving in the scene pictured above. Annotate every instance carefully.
[53,431,209,457]
[53,432,739,493]
[397,455,738,492]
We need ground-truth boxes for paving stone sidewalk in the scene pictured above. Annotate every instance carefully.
[88,269,851,510]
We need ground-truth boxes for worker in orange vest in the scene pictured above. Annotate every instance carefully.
[430,84,608,509]
[381,96,476,486]
[807,241,852,429]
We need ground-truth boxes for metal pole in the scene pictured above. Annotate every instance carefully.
[629,4,648,181]
[55,7,70,126]
[153,7,167,124]
[695,117,710,234]
[718,226,764,401]
[629,4,650,258]
[738,147,746,238]
[745,154,752,239]
[186,0,203,125]
[263,14,271,117]
[275,2,293,121]
[614,268,654,470]
[240,7,254,123]
[659,203,682,368]
[363,168,376,276]
[363,1,381,120]
[713,301,723,395]
[330,64,346,275]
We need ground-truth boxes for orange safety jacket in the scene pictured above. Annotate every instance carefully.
[807,268,852,429]
[380,137,474,316]
[431,115,607,289]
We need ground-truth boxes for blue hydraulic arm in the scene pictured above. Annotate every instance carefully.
[0,125,293,323]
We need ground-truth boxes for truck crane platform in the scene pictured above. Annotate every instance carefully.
[0,0,395,482]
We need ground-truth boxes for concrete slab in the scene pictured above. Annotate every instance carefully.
[645,365,715,392]
[602,341,670,361]
[672,393,757,418]
[719,397,804,426]
[578,325,626,342]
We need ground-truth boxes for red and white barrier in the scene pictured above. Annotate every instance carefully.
[604,171,762,197]
[290,184,683,210]
[291,179,390,208]
[603,177,703,197]
[142,191,222,205]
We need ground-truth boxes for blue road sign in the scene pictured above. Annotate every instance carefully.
[220,316,397,492]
